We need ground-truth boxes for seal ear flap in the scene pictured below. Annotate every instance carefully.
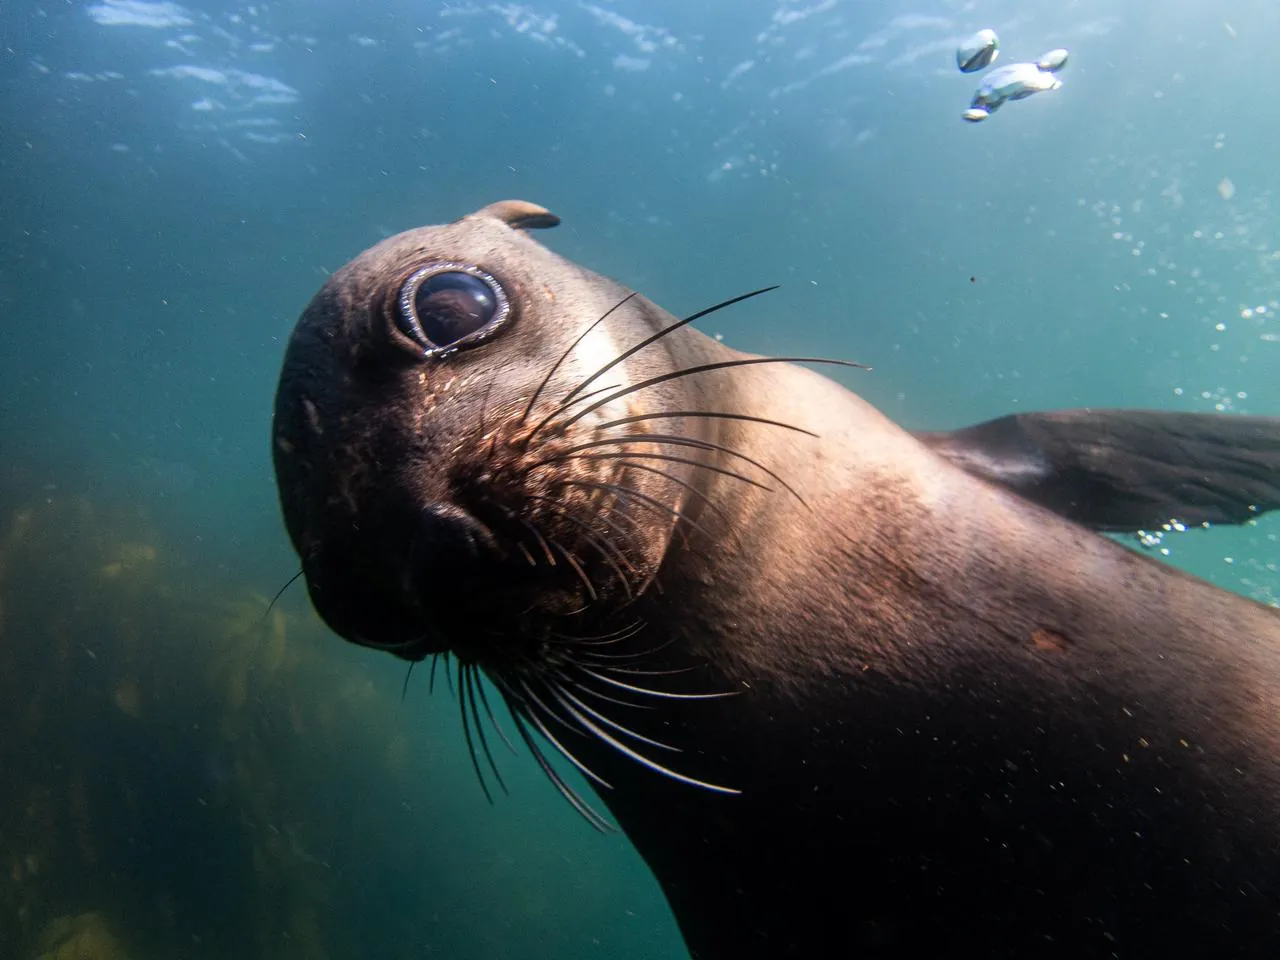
[916,410,1280,533]
[463,200,561,231]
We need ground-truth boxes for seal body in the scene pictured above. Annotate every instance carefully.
[273,201,1280,958]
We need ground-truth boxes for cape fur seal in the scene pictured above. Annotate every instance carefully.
[272,200,1280,958]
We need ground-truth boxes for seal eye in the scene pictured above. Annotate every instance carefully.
[395,262,511,357]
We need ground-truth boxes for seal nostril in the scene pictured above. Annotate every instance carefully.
[412,503,496,571]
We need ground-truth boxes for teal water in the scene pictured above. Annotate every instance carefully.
[2,0,1278,957]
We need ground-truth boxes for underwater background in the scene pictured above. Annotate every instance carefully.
[2,0,1279,957]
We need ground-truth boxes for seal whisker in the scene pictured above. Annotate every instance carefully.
[573,638,677,662]
[556,478,648,537]
[557,356,869,432]
[522,492,642,598]
[563,485,653,557]
[428,653,442,695]
[457,660,495,805]
[596,410,819,438]
[549,620,647,645]
[544,538,599,602]
[510,678,615,790]
[547,681,681,753]
[545,286,780,431]
[573,664,737,701]
[567,450,772,494]
[539,492,648,570]
[511,516,557,567]
[473,668,519,756]
[544,634,628,649]
[500,691,615,832]
[561,481,692,584]
[557,673,654,711]
[585,663,699,678]
[263,568,305,620]
[478,375,502,460]
[553,434,795,500]
[516,674,590,739]
[553,693,741,795]
[564,480,693,583]
[559,456,746,545]
[554,381,626,410]
[464,664,509,794]
[520,292,639,426]
[443,653,456,698]
[400,660,415,702]
[548,635,664,658]
[563,478,713,542]
[525,381,626,438]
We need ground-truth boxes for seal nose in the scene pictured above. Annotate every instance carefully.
[409,503,497,579]
[301,502,500,660]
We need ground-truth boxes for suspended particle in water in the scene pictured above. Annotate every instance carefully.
[1217,177,1236,200]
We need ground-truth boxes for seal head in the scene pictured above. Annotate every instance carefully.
[273,200,737,676]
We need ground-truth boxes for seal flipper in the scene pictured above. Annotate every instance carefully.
[916,409,1280,533]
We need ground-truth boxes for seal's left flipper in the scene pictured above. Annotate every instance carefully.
[916,409,1280,533]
